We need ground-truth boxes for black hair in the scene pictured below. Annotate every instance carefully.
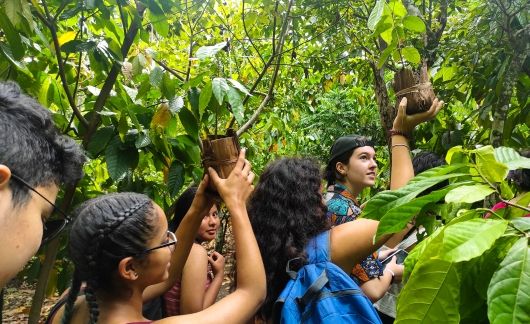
[62,193,156,324]
[507,149,530,192]
[325,135,374,186]
[0,81,85,206]
[412,152,447,195]
[248,158,330,319]
[168,186,198,232]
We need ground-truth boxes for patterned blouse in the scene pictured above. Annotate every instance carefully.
[325,183,384,283]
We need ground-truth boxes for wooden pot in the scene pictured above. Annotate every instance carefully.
[393,64,436,115]
[201,129,241,192]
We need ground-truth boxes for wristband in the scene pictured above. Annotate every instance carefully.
[387,129,411,140]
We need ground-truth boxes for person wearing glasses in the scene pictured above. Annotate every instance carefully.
[0,81,85,288]
[50,149,266,324]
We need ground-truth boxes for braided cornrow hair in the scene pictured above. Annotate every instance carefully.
[62,193,157,324]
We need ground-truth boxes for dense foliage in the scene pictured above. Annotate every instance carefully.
[0,0,528,322]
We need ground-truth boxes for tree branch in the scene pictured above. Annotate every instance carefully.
[34,0,89,128]
[82,1,146,145]
[237,0,294,136]
[153,58,185,81]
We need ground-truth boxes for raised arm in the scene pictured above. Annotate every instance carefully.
[143,177,215,301]
[331,97,444,271]
[158,149,266,324]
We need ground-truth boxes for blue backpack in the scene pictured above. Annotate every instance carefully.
[272,231,382,323]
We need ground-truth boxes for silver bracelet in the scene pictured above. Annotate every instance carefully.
[391,143,410,150]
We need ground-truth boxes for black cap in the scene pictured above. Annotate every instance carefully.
[328,135,374,163]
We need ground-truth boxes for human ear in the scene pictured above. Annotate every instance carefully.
[335,162,346,176]
[118,257,139,280]
[0,165,12,189]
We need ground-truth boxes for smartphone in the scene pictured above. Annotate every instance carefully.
[382,249,408,265]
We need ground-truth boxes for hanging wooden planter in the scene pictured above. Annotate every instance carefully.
[393,63,436,115]
[201,129,241,191]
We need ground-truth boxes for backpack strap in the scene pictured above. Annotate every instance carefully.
[306,230,331,263]
[296,270,329,307]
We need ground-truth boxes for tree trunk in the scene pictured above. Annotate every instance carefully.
[370,62,395,140]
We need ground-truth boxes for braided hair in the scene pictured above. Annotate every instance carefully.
[62,193,156,324]
[248,158,330,319]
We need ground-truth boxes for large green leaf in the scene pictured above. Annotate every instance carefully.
[87,126,115,157]
[402,46,421,64]
[0,12,25,60]
[178,108,198,139]
[226,86,244,124]
[396,260,460,323]
[199,81,212,118]
[368,0,385,31]
[403,227,445,281]
[105,136,139,181]
[195,42,227,59]
[487,237,530,324]
[167,161,184,197]
[402,16,426,33]
[212,77,229,105]
[375,185,456,239]
[445,183,496,204]
[494,147,530,170]
[362,164,468,220]
[473,146,508,183]
[440,219,508,262]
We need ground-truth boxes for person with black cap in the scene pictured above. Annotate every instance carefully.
[324,97,444,305]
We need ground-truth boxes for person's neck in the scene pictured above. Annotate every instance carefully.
[96,286,146,323]
[337,181,360,200]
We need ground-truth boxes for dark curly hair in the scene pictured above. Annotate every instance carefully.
[0,81,85,206]
[62,193,156,324]
[248,158,330,319]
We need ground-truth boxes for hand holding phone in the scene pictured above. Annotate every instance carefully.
[382,249,408,265]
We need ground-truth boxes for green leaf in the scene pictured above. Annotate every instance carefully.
[505,192,530,219]
[226,87,244,124]
[212,78,229,105]
[105,136,139,181]
[396,260,460,323]
[363,164,468,220]
[402,46,421,64]
[188,87,200,117]
[0,43,32,77]
[161,73,177,99]
[60,40,97,53]
[167,161,184,197]
[368,0,385,31]
[150,66,164,88]
[473,145,509,183]
[87,126,115,157]
[494,147,530,170]
[445,184,496,204]
[389,0,407,17]
[195,42,227,59]
[441,219,508,262]
[178,108,198,138]
[403,16,426,33]
[199,82,213,118]
[403,227,445,281]
[4,0,22,26]
[227,79,251,96]
[135,130,151,149]
[375,185,456,239]
[511,217,530,233]
[0,12,25,60]
[487,238,530,324]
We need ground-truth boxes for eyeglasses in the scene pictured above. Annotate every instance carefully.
[10,174,70,246]
[134,231,177,257]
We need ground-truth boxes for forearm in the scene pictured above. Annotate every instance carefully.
[229,204,266,303]
[202,274,223,308]
[171,207,205,280]
[390,135,413,190]
[360,272,394,303]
